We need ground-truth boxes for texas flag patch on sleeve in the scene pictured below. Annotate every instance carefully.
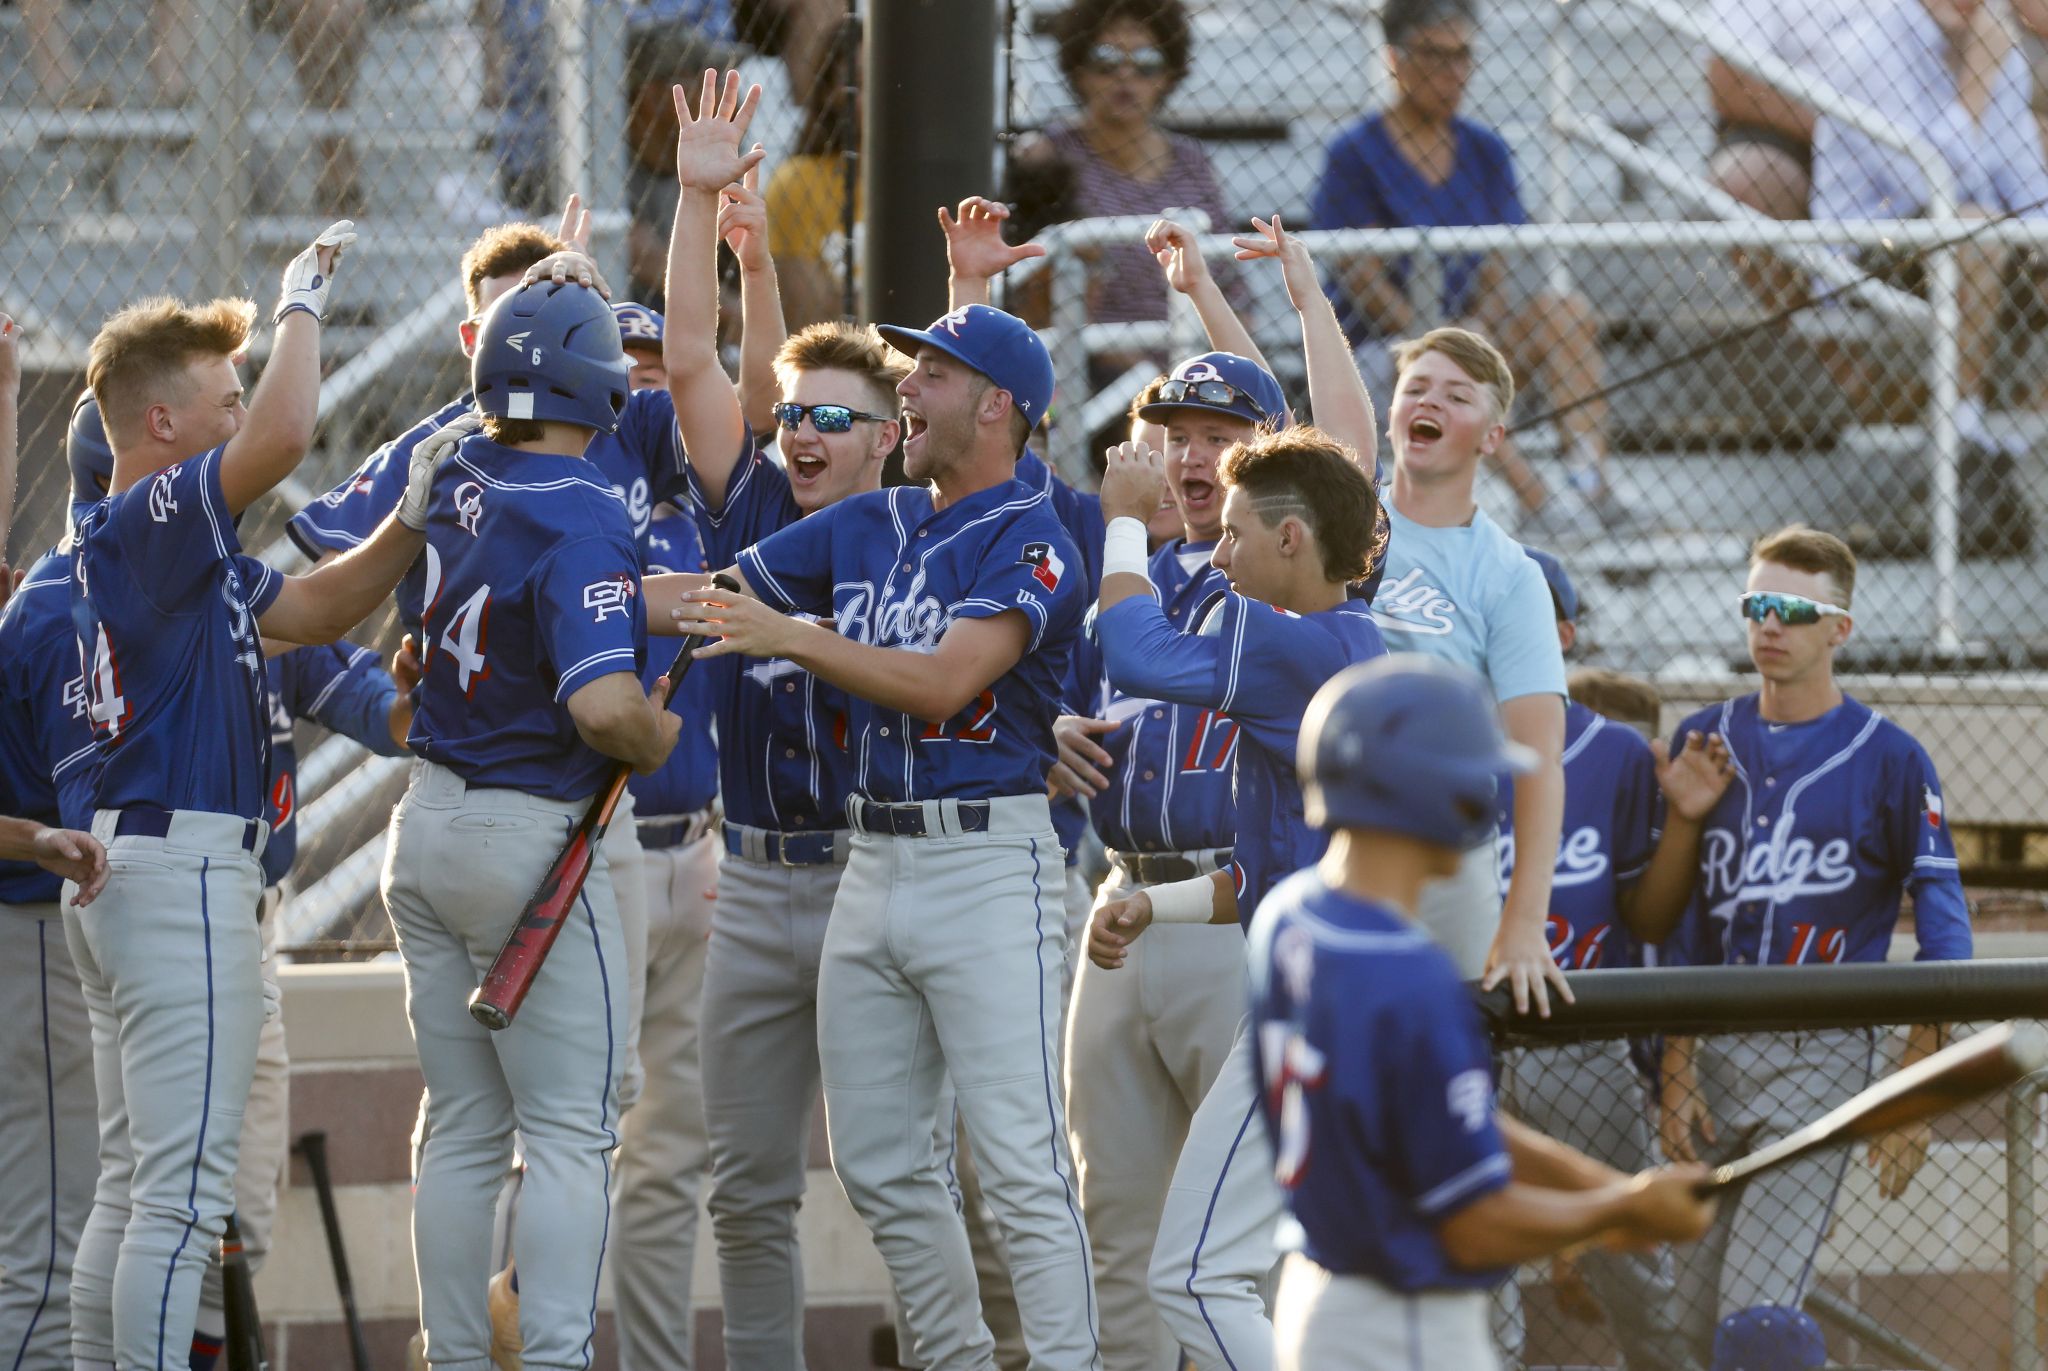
[1019,540,1065,592]
[1924,784,1944,828]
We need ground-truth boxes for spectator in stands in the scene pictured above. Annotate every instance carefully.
[1812,0,2048,449]
[1703,0,1863,309]
[621,22,743,306]
[1003,0,1239,332]
[763,22,861,327]
[22,0,374,211]
[1310,0,1626,538]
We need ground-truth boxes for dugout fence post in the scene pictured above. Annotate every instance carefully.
[2011,1070,2047,1371]
[194,0,248,297]
[860,0,995,326]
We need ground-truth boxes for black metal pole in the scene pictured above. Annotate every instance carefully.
[861,0,997,327]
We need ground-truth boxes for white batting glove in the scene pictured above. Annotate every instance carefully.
[274,219,358,324]
[398,411,481,531]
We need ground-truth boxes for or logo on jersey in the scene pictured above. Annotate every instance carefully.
[453,481,486,536]
[932,307,973,338]
[322,466,380,507]
[1923,785,1943,828]
[1018,540,1065,592]
[1447,1069,1492,1133]
[1701,818,1856,921]
[582,574,637,622]
[1369,567,1456,636]
[148,471,180,523]
[63,674,89,720]
[837,570,949,652]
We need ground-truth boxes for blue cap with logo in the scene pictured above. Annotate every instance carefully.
[1138,351,1288,428]
[1523,546,1579,622]
[613,301,665,350]
[877,304,1055,427]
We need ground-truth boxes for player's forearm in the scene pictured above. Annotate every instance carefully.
[1500,753,1563,939]
[1438,1180,1640,1270]
[1622,817,1706,945]
[1188,274,1269,372]
[1298,285,1378,470]
[1501,1114,1625,1192]
[271,515,424,644]
[736,259,789,435]
[1098,595,1225,711]
[221,311,322,513]
[643,569,720,632]
[781,622,987,724]
[948,269,993,311]
[0,365,18,550]
[386,690,414,751]
[0,815,48,863]
[569,676,673,773]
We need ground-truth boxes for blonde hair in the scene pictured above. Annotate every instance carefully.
[87,296,256,432]
[1751,524,1857,609]
[774,322,907,414]
[1391,326,1516,420]
[1567,668,1663,731]
[461,223,569,315]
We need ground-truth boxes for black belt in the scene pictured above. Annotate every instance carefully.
[850,798,990,838]
[114,807,262,853]
[722,825,845,866]
[635,807,718,850]
[1111,848,1232,884]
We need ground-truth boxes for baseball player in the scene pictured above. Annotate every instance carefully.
[1248,654,1718,1371]
[0,400,110,1371]
[1370,326,1569,1013]
[1490,547,1690,1371]
[670,287,1095,1366]
[381,277,682,1369]
[1624,525,1971,1371]
[60,389,418,1370]
[1085,428,1387,1371]
[64,221,461,1371]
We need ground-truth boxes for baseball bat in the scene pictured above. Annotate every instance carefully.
[220,1212,269,1371]
[294,1131,370,1371]
[468,572,738,1030]
[1696,1019,2048,1195]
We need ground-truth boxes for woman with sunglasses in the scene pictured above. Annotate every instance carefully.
[1007,0,1238,331]
[1622,525,1970,1370]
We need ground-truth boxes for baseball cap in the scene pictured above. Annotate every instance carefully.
[1524,546,1579,622]
[877,305,1056,427]
[613,302,665,351]
[1137,351,1288,428]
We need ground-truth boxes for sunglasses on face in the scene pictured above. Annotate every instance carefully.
[771,402,892,434]
[1156,377,1270,421]
[1738,591,1849,626]
[1086,43,1169,76]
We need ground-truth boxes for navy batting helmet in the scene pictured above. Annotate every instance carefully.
[68,390,115,502]
[1299,656,1536,849]
[471,281,630,434]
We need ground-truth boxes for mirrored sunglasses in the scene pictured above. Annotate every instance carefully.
[1737,591,1849,626]
[1157,377,1270,420]
[772,402,892,434]
[1087,43,1169,76]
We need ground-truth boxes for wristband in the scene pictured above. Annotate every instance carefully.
[1103,516,1151,582]
[1146,873,1215,924]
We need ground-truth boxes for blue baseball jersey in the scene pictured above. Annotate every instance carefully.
[736,479,1086,803]
[1098,592,1385,925]
[1249,872,1511,1291]
[0,549,100,903]
[262,643,408,887]
[628,507,720,818]
[1498,702,1658,970]
[1018,447,1105,864]
[289,388,688,630]
[685,433,855,833]
[1080,540,1238,854]
[407,437,648,802]
[71,449,284,821]
[1669,693,1971,967]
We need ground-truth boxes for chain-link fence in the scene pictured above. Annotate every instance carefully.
[1478,964,2048,1371]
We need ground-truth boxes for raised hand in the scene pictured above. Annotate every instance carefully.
[939,196,1047,283]
[555,191,593,255]
[718,158,771,274]
[0,313,21,398]
[1231,213,1320,314]
[1146,217,1215,296]
[1653,731,1735,822]
[1098,439,1168,525]
[275,219,358,323]
[674,68,766,193]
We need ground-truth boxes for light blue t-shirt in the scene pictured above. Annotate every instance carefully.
[1368,502,1566,704]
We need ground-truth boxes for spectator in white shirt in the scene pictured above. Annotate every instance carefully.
[1813,0,2048,430]
[1705,0,1869,309]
